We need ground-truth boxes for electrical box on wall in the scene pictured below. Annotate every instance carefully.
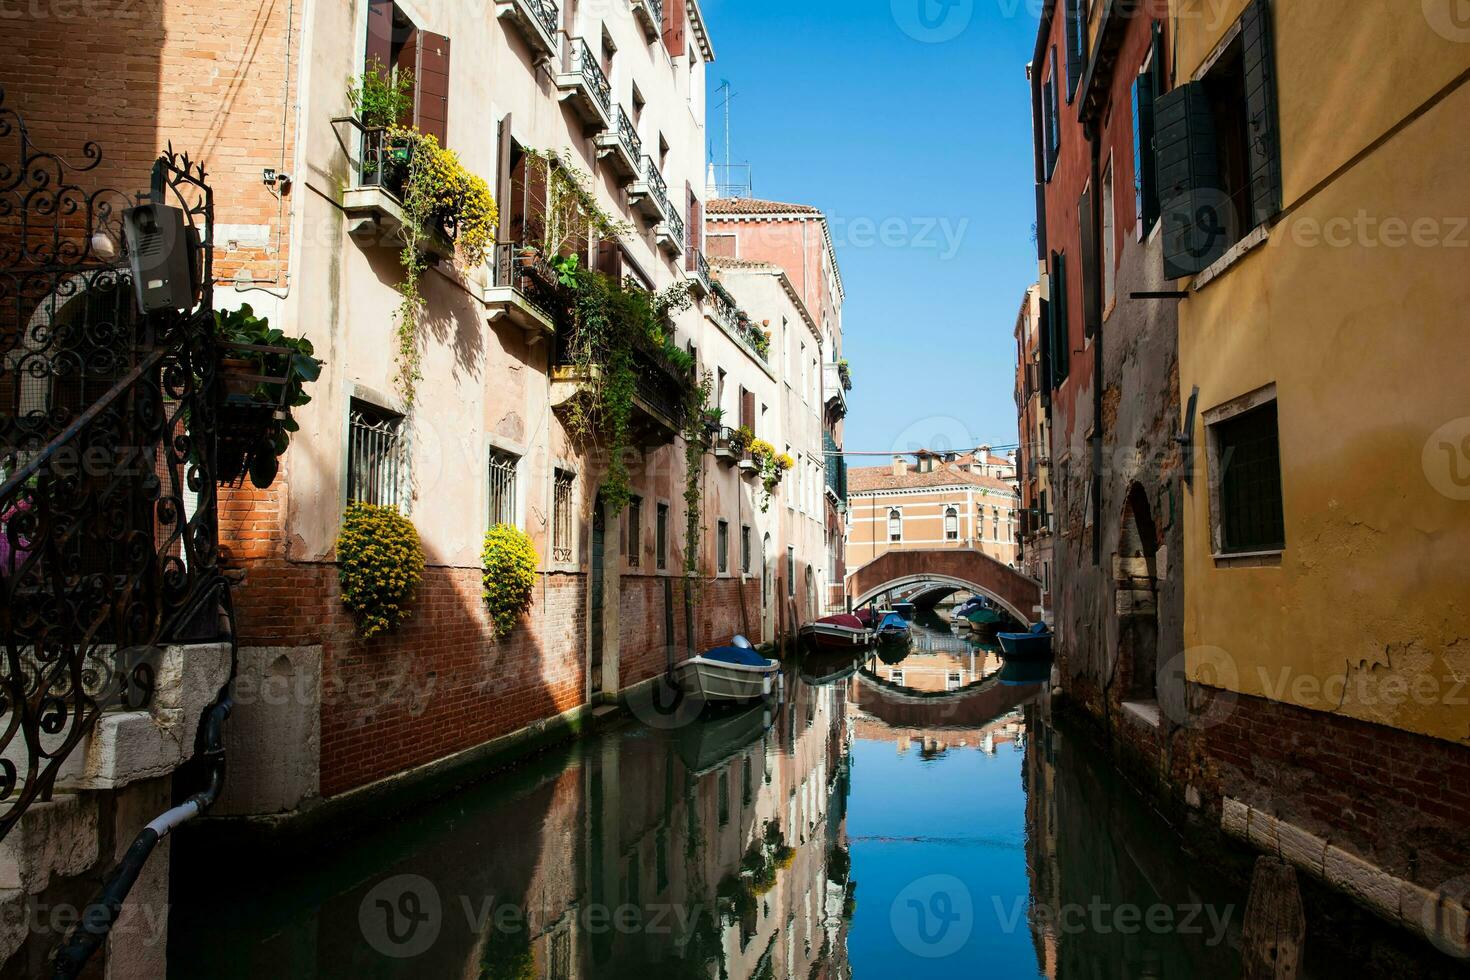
[124,204,197,314]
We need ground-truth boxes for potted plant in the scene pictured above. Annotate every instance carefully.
[702,406,724,439]
[730,425,754,457]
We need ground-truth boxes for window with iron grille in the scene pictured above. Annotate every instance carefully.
[944,507,959,541]
[625,496,642,566]
[716,520,729,573]
[888,509,902,543]
[1214,401,1285,553]
[347,400,406,508]
[656,503,668,570]
[741,525,751,575]
[552,469,574,563]
[487,448,519,527]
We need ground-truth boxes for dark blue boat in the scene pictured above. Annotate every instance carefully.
[875,612,911,646]
[997,622,1053,660]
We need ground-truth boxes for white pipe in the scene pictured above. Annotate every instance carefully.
[144,799,204,839]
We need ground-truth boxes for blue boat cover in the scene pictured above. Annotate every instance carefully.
[878,613,908,632]
[701,646,775,668]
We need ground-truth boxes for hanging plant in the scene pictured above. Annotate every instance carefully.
[749,441,791,512]
[482,523,538,639]
[838,358,853,391]
[683,371,714,596]
[336,501,426,638]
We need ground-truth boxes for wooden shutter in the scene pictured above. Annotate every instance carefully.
[740,388,755,432]
[1034,182,1048,256]
[1038,297,1053,393]
[1078,188,1099,338]
[365,0,392,70]
[1050,253,1070,387]
[1064,0,1083,100]
[1155,82,1224,278]
[392,26,420,128]
[1132,38,1160,235]
[496,115,514,243]
[663,0,686,57]
[1241,0,1282,227]
[685,188,702,266]
[415,32,450,145]
[596,239,623,280]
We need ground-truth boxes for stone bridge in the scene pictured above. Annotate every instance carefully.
[845,549,1043,625]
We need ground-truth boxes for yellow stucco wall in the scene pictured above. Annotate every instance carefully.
[1177,1,1470,744]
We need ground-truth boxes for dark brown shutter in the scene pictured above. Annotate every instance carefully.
[1078,187,1099,337]
[596,239,623,280]
[496,115,514,243]
[392,26,419,127]
[740,388,755,432]
[365,0,393,69]
[1155,82,1224,278]
[1241,0,1282,228]
[685,188,702,268]
[415,32,450,145]
[1064,0,1083,100]
[663,0,686,57]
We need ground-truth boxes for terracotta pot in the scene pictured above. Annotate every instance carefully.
[218,356,258,398]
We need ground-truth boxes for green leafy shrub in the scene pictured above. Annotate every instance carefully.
[336,502,425,638]
[348,57,413,129]
[482,523,538,638]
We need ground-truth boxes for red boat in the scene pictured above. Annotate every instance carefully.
[799,614,872,651]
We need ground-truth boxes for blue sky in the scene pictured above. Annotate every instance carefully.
[700,0,1041,459]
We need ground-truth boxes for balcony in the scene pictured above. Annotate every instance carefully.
[708,282,770,364]
[555,37,612,131]
[631,0,663,41]
[550,330,688,446]
[628,155,670,223]
[824,431,848,507]
[335,119,455,261]
[594,105,642,182]
[656,204,685,258]
[686,249,713,297]
[823,361,847,417]
[483,243,558,342]
[495,0,559,60]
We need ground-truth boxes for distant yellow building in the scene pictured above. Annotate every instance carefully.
[1161,0,1470,949]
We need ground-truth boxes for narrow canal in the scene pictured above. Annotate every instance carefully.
[170,617,1268,977]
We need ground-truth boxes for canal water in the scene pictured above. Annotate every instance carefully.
[171,615,1252,978]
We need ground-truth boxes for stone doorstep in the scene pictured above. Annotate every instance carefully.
[1224,798,1470,958]
[0,793,97,895]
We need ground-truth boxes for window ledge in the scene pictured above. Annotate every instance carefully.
[1211,549,1283,569]
[1192,224,1270,292]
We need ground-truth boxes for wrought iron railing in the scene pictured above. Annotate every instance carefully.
[552,324,687,431]
[0,90,232,841]
[354,123,410,198]
[523,0,559,40]
[614,105,642,163]
[689,248,712,287]
[642,155,670,216]
[645,0,665,28]
[566,37,612,118]
[490,242,559,321]
[662,203,685,248]
[709,283,767,361]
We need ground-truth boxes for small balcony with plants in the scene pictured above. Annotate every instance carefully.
[709,279,771,364]
[686,249,713,298]
[823,359,849,417]
[555,37,612,132]
[483,242,559,342]
[656,203,685,258]
[495,0,559,61]
[631,0,663,41]
[628,155,670,223]
[712,423,753,466]
[595,105,643,183]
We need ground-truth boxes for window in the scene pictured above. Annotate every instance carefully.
[787,547,795,597]
[889,669,905,686]
[947,671,963,692]
[1063,0,1085,100]
[944,507,959,541]
[888,508,902,543]
[1133,26,1163,238]
[626,496,642,567]
[741,524,751,574]
[1156,0,1280,278]
[487,448,518,527]
[1043,48,1061,178]
[1101,160,1116,308]
[552,469,574,562]
[1210,398,1285,554]
[656,503,668,570]
[347,400,405,508]
[717,520,729,573]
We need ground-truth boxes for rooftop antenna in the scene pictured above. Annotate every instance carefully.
[716,79,735,184]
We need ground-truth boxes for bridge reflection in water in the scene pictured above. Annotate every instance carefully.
[172,622,1256,978]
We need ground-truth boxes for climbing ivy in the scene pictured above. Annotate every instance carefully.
[682,371,714,599]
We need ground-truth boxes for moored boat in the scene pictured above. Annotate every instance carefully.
[800,613,872,651]
[997,622,1053,661]
[892,601,917,621]
[966,606,1005,636]
[675,644,780,702]
[875,612,911,647]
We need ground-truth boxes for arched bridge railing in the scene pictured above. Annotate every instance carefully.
[845,549,1043,626]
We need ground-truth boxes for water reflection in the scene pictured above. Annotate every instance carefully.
[172,633,1251,979]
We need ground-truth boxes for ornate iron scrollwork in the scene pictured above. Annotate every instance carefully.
[0,87,229,841]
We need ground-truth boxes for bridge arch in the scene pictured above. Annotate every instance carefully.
[846,549,1043,626]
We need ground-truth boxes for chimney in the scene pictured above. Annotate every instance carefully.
[891,455,907,477]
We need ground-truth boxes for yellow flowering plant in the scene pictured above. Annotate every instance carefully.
[482,524,538,639]
[336,501,426,638]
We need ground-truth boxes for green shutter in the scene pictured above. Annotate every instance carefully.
[1241,0,1282,227]
[1078,188,1099,338]
[1051,253,1070,386]
[1038,297,1053,409]
[1133,25,1161,233]
[1065,0,1083,100]
[1154,82,1226,278]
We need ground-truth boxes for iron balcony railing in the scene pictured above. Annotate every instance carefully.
[356,123,410,199]
[553,324,688,431]
[566,37,612,118]
[645,0,664,28]
[524,0,559,40]
[689,249,713,291]
[614,105,642,163]
[662,200,685,247]
[642,155,670,215]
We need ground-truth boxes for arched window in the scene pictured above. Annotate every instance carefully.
[944,506,959,541]
[887,508,902,543]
